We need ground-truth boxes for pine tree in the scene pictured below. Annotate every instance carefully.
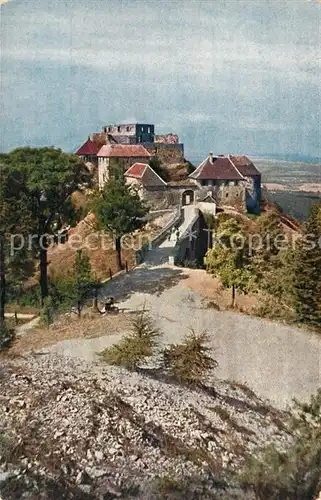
[0,148,91,305]
[292,203,321,327]
[73,249,94,316]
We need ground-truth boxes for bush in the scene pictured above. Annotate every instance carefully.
[182,259,198,269]
[100,310,161,370]
[0,322,15,349]
[39,296,55,326]
[163,330,218,384]
[7,284,41,309]
[240,390,321,499]
[254,295,295,322]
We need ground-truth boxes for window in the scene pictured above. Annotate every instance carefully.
[117,126,121,132]
[148,126,150,133]
[226,192,229,198]
[141,126,144,132]
[108,127,111,132]
[127,126,130,132]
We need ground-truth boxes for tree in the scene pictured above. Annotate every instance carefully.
[292,203,321,327]
[100,310,160,370]
[0,163,33,329]
[163,329,217,384]
[251,213,293,300]
[0,148,91,305]
[73,249,94,316]
[93,172,148,270]
[149,156,169,182]
[205,218,254,307]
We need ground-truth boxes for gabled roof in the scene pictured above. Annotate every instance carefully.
[189,155,244,181]
[97,144,151,158]
[229,155,261,176]
[75,138,100,156]
[125,163,167,187]
[189,154,260,181]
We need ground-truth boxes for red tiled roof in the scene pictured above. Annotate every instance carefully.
[75,138,99,156]
[125,163,167,187]
[190,156,244,181]
[229,155,261,176]
[125,163,148,178]
[97,144,151,158]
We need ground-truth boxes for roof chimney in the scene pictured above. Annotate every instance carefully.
[209,151,214,164]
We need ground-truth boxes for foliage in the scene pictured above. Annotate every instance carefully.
[254,294,295,322]
[0,322,15,349]
[149,156,169,182]
[205,219,255,306]
[240,390,321,499]
[182,259,198,269]
[0,162,34,326]
[72,250,95,315]
[292,203,321,327]
[39,296,55,326]
[48,250,96,316]
[100,310,161,370]
[93,172,148,269]
[0,148,91,304]
[203,212,217,231]
[163,329,217,384]
[185,160,196,175]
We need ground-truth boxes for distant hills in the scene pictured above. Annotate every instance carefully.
[252,153,321,164]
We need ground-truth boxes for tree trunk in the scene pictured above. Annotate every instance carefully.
[231,284,236,308]
[39,245,48,306]
[0,231,5,328]
[115,236,123,270]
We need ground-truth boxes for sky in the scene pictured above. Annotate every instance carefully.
[0,0,320,160]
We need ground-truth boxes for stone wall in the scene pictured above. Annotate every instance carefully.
[154,133,179,144]
[215,184,246,212]
[175,211,208,267]
[142,143,184,164]
[142,187,177,209]
[98,157,149,188]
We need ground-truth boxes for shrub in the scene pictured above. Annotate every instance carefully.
[39,296,55,326]
[182,259,198,269]
[163,330,217,384]
[0,322,15,349]
[240,390,321,499]
[100,310,161,370]
[254,295,295,322]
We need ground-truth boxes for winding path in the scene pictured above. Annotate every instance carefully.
[45,262,321,409]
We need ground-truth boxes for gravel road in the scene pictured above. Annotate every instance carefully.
[46,264,321,410]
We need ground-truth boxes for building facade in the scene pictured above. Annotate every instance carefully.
[189,153,261,213]
[97,144,151,188]
[76,122,185,166]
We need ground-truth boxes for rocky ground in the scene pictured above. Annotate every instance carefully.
[0,354,293,499]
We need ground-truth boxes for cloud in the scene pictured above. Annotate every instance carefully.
[1,0,320,156]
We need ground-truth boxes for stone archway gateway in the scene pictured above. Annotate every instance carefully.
[182,189,194,206]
